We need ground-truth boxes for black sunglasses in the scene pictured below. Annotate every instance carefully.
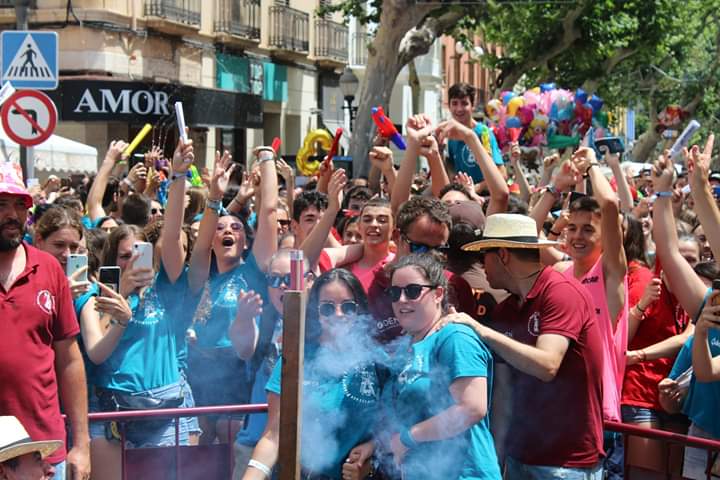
[388,284,435,302]
[266,271,315,288]
[278,219,291,227]
[401,234,448,254]
[151,207,165,215]
[318,300,359,317]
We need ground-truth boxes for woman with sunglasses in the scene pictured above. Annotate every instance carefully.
[181,148,278,445]
[386,253,501,479]
[243,268,385,480]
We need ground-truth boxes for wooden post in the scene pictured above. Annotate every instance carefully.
[278,289,306,480]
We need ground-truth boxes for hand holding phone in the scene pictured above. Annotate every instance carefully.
[133,242,154,271]
[98,266,121,297]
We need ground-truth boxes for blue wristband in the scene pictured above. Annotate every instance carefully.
[655,191,673,198]
[399,428,419,449]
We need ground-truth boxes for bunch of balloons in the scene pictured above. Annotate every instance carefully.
[485,84,610,151]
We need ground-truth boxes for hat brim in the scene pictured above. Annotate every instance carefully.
[462,238,558,251]
[0,440,62,463]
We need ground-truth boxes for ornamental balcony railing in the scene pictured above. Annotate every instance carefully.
[314,18,348,63]
[268,5,309,54]
[214,0,261,42]
[144,0,201,27]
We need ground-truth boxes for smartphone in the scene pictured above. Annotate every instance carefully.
[66,254,88,282]
[98,266,121,295]
[133,241,153,270]
[713,186,720,199]
[569,191,586,205]
[128,154,145,170]
[595,137,625,154]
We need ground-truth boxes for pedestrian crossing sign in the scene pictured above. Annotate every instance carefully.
[1,31,58,90]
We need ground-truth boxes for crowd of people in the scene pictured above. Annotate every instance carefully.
[1,81,720,480]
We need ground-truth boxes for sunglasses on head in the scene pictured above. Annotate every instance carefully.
[318,300,359,317]
[388,284,435,303]
[216,222,244,232]
[266,271,315,288]
[401,235,448,254]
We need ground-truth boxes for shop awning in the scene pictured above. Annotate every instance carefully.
[0,127,97,173]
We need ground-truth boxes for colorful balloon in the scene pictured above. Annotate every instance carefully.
[507,96,525,117]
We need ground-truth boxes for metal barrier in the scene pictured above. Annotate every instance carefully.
[605,421,720,479]
[87,403,268,480]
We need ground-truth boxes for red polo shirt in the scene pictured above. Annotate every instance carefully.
[492,267,605,468]
[0,243,80,463]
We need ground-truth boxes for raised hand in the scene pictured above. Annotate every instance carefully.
[171,133,195,174]
[104,139,130,166]
[369,146,394,173]
[127,162,148,191]
[235,290,263,322]
[543,153,560,171]
[571,147,598,176]
[509,142,522,165]
[68,266,91,300]
[651,150,675,192]
[405,114,435,147]
[209,150,235,201]
[435,118,473,145]
[686,133,714,189]
[327,168,347,213]
[119,254,154,298]
[553,161,581,192]
[276,157,295,180]
[95,282,133,324]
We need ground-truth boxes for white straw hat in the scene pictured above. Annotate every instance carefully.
[462,213,557,251]
[0,416,62,463]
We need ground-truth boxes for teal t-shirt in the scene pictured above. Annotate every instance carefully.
[388,324,501,480]
[447,123,504,183]
[188,253,268,349]
[670,331,720,439]
[95,267,180,392]
[266,351,384,479]
[168,266,192,372]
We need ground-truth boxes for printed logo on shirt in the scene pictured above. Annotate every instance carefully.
[376,316,400,332]
[711,337,720,350]
[527,311,541,336]
[36,290,54,315]
[581,276,599,285]
[342,364,379,405]
[397,354,424,386]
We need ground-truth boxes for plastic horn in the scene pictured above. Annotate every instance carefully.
[669,120,701,163]
[123,123,152,157]
[175,101,188,143]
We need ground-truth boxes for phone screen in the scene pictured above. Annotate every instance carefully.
[98,267,121,295]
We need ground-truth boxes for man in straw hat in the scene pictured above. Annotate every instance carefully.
[0,416,62,480]
[452,213,605,479]
[0,163,90,480]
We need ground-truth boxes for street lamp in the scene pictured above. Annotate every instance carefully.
[339,66,359,131]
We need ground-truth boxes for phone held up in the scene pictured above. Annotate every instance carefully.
[66,254,88,282]
[98,266,121,296]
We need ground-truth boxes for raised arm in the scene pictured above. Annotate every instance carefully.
[574,147,627,323]
[436,119,509,216]
[686,135,720,261]
[369,146,397,199]
[391,114,433,215]
[692,291,720,382]
[161,137,194,283]
[252,148,279,272]
[604,150,634,213]
[509,143,531,204]
[651,155,707,319]
[300,169,346,270]
[277,158,296,220]
[87,140,128,222]
[187,151,235,293]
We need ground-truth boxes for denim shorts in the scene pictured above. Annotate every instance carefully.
[621,405,666,424]
[179,371,201,435]
[52,460,65,480]
[505,456,603,480]
[89,381,191,448]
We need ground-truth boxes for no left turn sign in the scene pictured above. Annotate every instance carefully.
[1,89,57,147]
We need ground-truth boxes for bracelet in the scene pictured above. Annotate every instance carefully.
[247,459,271,478]
[584,163,599,177]
[122,178,134,189]
[110,318,128,328]
[399,428,419,449]
[170,172,186,183]
[655,191,673,198]
[206,199,222,215]
[639,349,647,362]
[636,302,647,313]
[545,184,561,198]
[549,229,562,237]
[256,148,275,163]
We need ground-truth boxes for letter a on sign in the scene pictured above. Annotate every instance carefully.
[1,31,58,90]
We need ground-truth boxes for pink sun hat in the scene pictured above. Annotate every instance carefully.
[0,162,32,208]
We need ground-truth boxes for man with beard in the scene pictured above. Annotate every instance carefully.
[0,163,90,480]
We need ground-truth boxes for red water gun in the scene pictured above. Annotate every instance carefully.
[325,128,343,164]
[371,106,406,150]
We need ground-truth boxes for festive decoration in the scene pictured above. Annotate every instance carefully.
[296,129,333,175]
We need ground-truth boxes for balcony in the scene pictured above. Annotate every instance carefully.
[215,0,260,43]
[145,0,201,34]
[351,32,371,67]
[269,5,309,54]
[314,18,348,65]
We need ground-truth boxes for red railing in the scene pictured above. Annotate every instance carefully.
[605,420,720,480]
[87,404,268,480]
[78,409,720,479]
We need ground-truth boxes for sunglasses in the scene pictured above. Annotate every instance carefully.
[277,219,291,227]
[151,207,165,215]
[388,284,435,303]
[266,271,315,288]
[318,300,359,317]
[401,235,448,254]
[216,222,244,232]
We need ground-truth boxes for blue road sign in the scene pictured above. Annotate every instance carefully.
[1,31,58,90]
